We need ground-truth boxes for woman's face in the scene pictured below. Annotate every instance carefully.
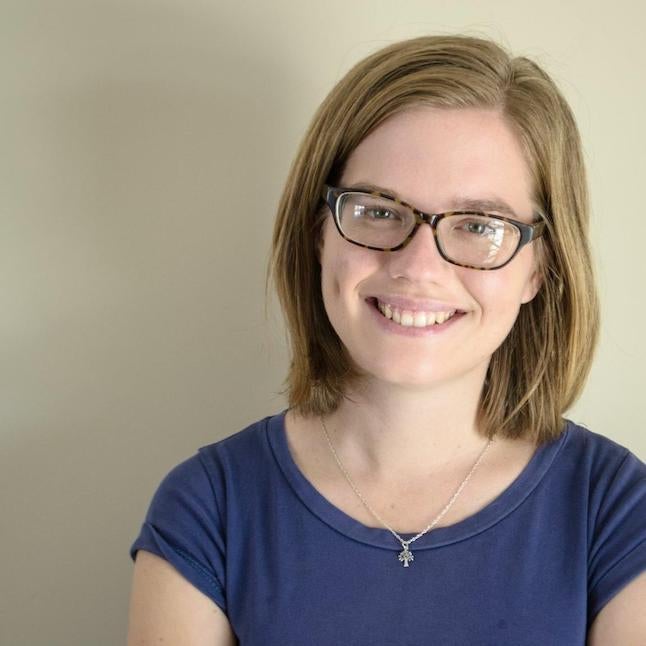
[318,106,542,389]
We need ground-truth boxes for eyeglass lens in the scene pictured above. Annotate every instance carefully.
[336,192,521,268]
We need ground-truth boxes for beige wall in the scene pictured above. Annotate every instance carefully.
[2,1,644,643]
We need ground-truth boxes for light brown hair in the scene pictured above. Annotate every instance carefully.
[268,35,599,446]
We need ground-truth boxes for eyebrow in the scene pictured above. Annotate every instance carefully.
[344,182,519,217]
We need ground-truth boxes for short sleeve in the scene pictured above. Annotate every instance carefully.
[130,451,227,613]
[587,450,646,627]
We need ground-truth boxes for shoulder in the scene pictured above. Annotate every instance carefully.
[135,410,284,543]
[561,418,637,457]
[199,411,281,457]
[558,419,645,482]
[557,420,646,531]
[150,412,282,503]
[194,411,282,476]
[129,411,285,612]
[564,421,646,632]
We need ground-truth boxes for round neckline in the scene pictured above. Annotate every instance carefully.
[266,409,569,551]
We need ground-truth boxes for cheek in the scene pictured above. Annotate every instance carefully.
[321,248,347,294]
[320,251,355,322]
[321,240,375,298]
[465,265,532,328]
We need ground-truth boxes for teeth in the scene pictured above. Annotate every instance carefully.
[375,300,457,328]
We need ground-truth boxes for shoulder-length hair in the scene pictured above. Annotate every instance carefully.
[268,35,599,446]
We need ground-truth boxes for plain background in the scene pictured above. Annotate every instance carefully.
[2,0,645,643]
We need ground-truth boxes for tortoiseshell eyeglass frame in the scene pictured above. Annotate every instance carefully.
[322,185,547,271]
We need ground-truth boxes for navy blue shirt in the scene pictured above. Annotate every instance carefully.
[130,411,646,645]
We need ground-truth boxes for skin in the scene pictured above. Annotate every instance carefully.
[312,105,542,481]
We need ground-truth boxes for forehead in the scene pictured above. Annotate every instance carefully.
[340,106,534,219]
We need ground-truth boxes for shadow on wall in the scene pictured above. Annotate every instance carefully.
[2,1,294,644]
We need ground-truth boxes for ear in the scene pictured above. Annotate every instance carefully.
[520,267,543,304]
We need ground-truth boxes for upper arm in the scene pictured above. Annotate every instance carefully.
[587,570,646,645]
[127,550,237,646]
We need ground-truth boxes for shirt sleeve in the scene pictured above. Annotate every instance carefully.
[129,450,227,613]
[587,449,646,628]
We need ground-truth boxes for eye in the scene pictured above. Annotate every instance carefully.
[464,221,493,235]
[365,207,401,220]
[351,202,405,222]
[452,216,501,237]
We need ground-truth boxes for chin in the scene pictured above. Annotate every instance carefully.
[358,359,455,390]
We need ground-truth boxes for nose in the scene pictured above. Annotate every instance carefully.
[387,221,453,282]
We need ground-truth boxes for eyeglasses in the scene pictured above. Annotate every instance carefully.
[322,185,546,270]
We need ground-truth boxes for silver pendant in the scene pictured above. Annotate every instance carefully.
[398,544,414,567]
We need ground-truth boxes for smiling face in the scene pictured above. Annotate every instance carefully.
[318,106,542,389]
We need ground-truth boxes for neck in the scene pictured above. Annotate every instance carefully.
[321,367,491,481]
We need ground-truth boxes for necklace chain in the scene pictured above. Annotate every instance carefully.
[319,416,493,566]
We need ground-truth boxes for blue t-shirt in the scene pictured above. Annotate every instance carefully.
[130,411,646,645]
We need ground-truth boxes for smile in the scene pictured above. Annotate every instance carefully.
[375,299,458,328]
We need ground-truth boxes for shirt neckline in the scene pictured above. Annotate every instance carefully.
[266,409,569,551]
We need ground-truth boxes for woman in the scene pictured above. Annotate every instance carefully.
[127,35,646,644]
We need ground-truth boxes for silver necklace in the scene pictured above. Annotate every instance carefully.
[320,416,493,567]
